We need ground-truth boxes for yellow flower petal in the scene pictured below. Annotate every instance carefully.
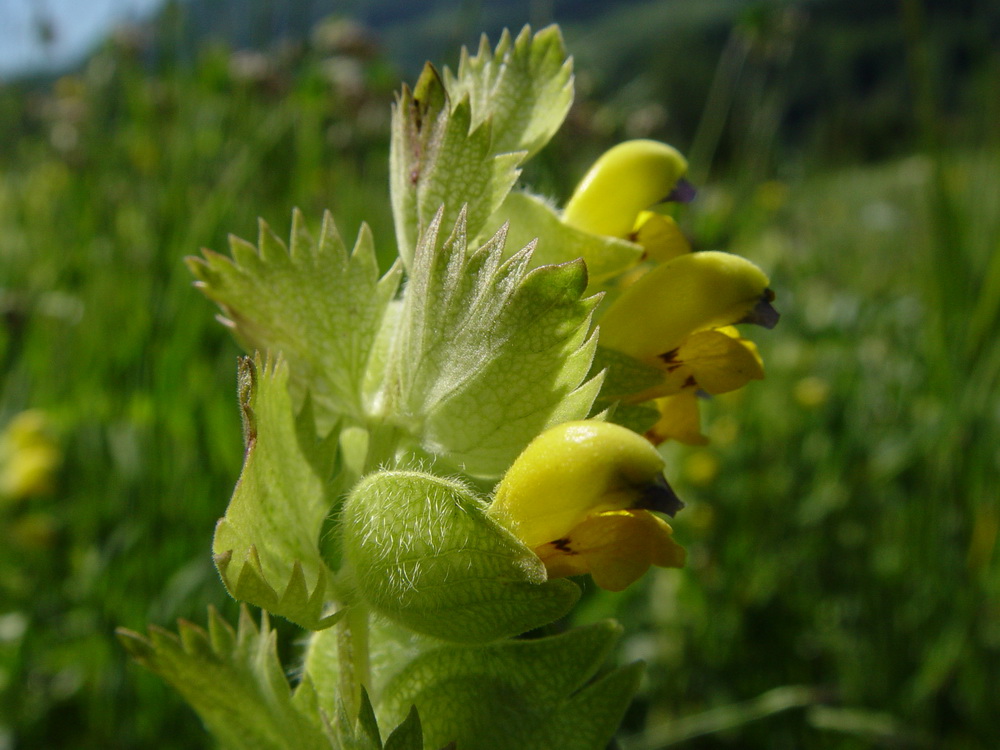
[659,329,764,395]
[536,509,685,591]
[645,391,709,446]
[631,211,691,263]
[599,251,772,363]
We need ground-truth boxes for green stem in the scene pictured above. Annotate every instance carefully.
[336,602,371,719]
[349,604,371,691]
[332,420,403,719]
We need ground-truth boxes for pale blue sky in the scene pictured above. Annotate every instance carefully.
[0,0,164,77]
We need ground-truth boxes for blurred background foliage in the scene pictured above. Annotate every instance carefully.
[1,0,998,748]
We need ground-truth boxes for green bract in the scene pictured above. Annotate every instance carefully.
[390,26,573,269]
[187,210,401,431]
[382,207,602,478]
[479,191,643,283]
[343,470,578,642]
[118,607,423,750]
[119,607,335,750]
[379,621,642,750]
[390,66,522,271]
[443,25,574,160]
[212,354,343,631]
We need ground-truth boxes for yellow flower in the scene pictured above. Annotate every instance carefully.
[600,251,774,360]
[0,410,60,502]
[489,420,686,591]
[598,251,776,444]
[562,139,694,264]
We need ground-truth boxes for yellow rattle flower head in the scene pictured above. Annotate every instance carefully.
[489,420,686,591]
[557,139,780,449]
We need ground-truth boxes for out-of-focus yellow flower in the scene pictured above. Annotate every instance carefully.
[793,375,830,409]
[682,450,721,487]
[10,512,58,549]
[708,414,740,446]
[754,180,788,213]
[489,420,686,591]
[0,410,61,501]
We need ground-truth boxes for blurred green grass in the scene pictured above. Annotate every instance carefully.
[626,146,1000,749]
[2,3,999,749]
[0,32,397,749]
